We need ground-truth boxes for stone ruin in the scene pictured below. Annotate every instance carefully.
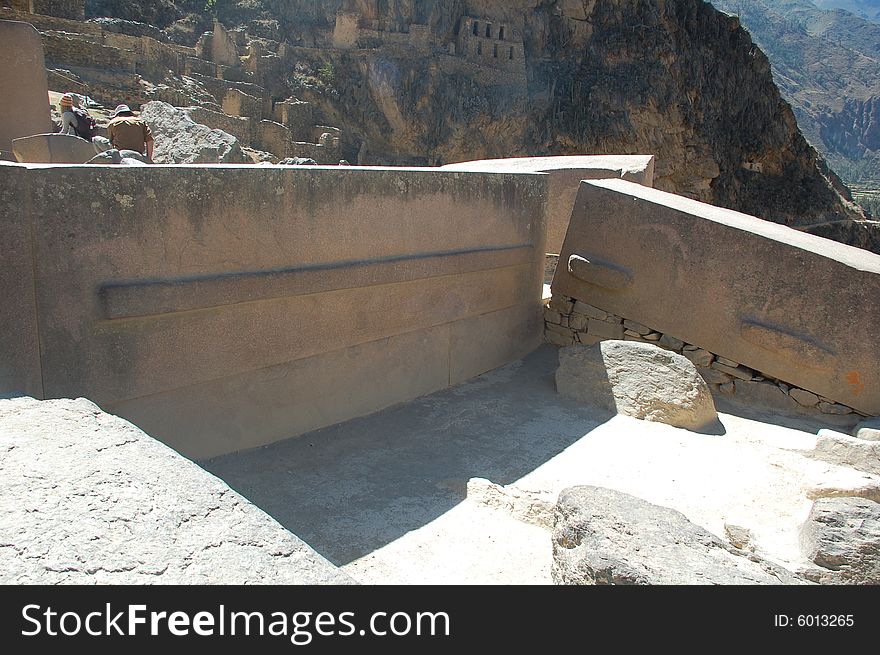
[0,9,350,164]
[0,3,544,167]
[1,8,879,587]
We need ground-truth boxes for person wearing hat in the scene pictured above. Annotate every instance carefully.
[107,104,154,162]
[57,94,79,137]
[58,93,111,154]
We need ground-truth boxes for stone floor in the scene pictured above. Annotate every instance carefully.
[202,345,879,584]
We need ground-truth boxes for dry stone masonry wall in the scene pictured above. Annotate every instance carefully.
[544,292,861,418]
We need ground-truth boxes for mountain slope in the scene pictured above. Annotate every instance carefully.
[814,0,880,22]
[712,0,880,216]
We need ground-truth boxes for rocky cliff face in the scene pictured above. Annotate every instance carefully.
[282,0,866,232]
[81,0,873,246]
[712,0,880,206]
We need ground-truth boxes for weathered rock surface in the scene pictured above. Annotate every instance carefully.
[556,341,719,431]
[854,417,880,441]
[551,486,804,585]
[800,497,880,584]
[140,101,247,164]
[278,156,317,165]
[811,430,880,475]
[0,397,353,584]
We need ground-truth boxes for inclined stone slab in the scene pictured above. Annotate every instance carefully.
[0,396,354,584]
[800,497,880,584]
[556,340,719,431]
[552,486,804,585]
[552,179,880,415]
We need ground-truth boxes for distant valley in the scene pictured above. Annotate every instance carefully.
[713,0,880,216]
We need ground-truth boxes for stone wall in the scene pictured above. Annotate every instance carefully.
[223,88,264,119]
[273,99,313,139]
[457,16,524,71]
[286,140,338,164]
[102,31,183,77]
[0,162,547,459]
[42,31,136,73]
[443,155,655,256]
[256,119,291,156]
[188,72,265,107]
[1,5,99,34]
[0,20,52,153]
[545,293,861,418]
[187,105,253,145]
[549,178,880,416]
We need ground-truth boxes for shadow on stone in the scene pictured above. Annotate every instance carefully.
[201,345,605,566]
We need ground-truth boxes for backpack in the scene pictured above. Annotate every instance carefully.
[70,106,98,140]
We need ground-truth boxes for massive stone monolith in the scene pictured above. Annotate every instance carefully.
[0,20,52,154]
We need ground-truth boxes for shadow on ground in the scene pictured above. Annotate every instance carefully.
[713,396,860,434]
[201,345,609,566]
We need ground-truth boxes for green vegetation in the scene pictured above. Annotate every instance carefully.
[317,61,336,86]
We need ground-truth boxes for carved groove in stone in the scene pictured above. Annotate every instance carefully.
[739,319,834,370]
[100,244,534,320]
[567,254,633,291]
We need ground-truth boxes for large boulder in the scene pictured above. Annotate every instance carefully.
[556,340,719,431]
[552,486,804,585]
[139,101,247,164]
[800,497,880,584]
[0,397,353,584]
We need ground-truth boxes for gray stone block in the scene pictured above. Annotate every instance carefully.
[0,397,353,584]
[552,486,804,585]
[556,341,718,431]
[587,319,624,340]
[711,361,754,381]
[813,432,880,476]
[853,417,880,442]
[683,348,713,368]
[790,387,820,407]
[800,497,880,584]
